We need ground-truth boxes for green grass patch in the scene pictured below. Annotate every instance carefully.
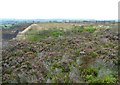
[26,28,65,42]
[84,26,96,33]
[71,25,84,33]
[82,67,117,83]
[26,26,96,42]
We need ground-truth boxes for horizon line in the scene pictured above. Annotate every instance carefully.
[0,18,118,21]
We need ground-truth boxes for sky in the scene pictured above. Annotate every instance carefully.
[0,0,119,20]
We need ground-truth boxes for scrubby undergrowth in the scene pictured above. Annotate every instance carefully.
[2,23,118,84]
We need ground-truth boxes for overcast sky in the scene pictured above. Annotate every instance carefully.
[0,0,119,20]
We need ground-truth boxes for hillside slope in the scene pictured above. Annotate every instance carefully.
[2,22,119,83]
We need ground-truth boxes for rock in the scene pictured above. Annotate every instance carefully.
[80,51,86,55]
